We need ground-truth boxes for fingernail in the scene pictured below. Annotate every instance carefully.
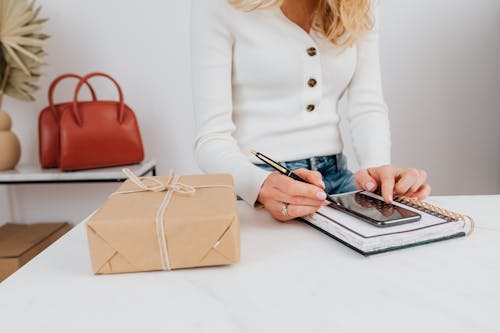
[365,182,375,191]
[316,191,327,200]
[322,200,330,206]
[388,195,393,203]
[320,181,325,189]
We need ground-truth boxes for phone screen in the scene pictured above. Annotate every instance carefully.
[328,192,421,225]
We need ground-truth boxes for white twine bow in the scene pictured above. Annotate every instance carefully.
[111,168,232,271]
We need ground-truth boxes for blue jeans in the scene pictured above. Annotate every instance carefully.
[255,153,357,195]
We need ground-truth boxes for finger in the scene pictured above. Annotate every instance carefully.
[413,184,431,201]
[268,200,321,222]
[374,167,395,203]
[286,203,322,219]
[271,173,327,201]
[293,168,325,189]
[268,187,329,207]
[267,200,295,222]
[407,170,427,196]
[394,168,420,195]
[354,169,377,192]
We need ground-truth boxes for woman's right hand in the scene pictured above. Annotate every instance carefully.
[257,168,329,222]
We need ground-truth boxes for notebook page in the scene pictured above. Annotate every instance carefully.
[316,192,451,239]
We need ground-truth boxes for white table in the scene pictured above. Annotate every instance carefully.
[0,195,499,333]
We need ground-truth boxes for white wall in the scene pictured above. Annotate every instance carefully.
[378,0,500,196]
[1,0,499,225]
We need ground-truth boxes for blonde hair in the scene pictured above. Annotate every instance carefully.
[229,0,374,49]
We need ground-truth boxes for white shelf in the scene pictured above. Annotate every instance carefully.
[0,160,156,184]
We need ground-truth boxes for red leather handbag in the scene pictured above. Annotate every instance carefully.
[39,73,98,168]
[39,72,144,171]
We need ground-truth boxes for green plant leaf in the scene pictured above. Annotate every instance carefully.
[7,23,43,36]
[4,36,46,48]
[2,44,30,75]
[0,0,48,102]
[5,84,34,101]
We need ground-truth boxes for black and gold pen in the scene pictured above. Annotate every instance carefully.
[251,150,318,185]
[250,150,360,206]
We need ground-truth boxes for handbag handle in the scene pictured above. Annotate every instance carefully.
[49,73,98,119]
[72,72,125,126]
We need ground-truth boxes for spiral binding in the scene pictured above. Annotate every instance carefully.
[393,195,475,236]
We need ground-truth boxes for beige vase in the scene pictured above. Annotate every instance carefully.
[0,109,21,170]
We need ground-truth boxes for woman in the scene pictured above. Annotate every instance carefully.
[191,0,431,222]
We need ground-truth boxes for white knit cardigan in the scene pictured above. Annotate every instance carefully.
[191,0,391,205]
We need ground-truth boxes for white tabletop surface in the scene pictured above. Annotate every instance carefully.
[0,160,156,183]
[0,195,499,333]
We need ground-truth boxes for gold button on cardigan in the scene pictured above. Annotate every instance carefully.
[308,78,317,87]
[307,47,317,56]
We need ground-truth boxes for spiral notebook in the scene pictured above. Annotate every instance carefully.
[301,191,474,255]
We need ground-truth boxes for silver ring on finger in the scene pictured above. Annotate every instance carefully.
[281,202,289,217]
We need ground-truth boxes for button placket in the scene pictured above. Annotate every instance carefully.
[303,41,322,114]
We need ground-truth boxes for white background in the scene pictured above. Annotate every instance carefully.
[1,0,499,225]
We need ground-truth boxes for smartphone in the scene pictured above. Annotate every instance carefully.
[327,191,421,227]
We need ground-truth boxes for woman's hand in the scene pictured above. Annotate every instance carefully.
[257,168,329,222]
[355,165,431,203]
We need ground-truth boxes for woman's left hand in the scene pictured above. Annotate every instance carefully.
[354,165,431,203]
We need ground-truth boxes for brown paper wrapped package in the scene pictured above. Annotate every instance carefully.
[86,173,239,274]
